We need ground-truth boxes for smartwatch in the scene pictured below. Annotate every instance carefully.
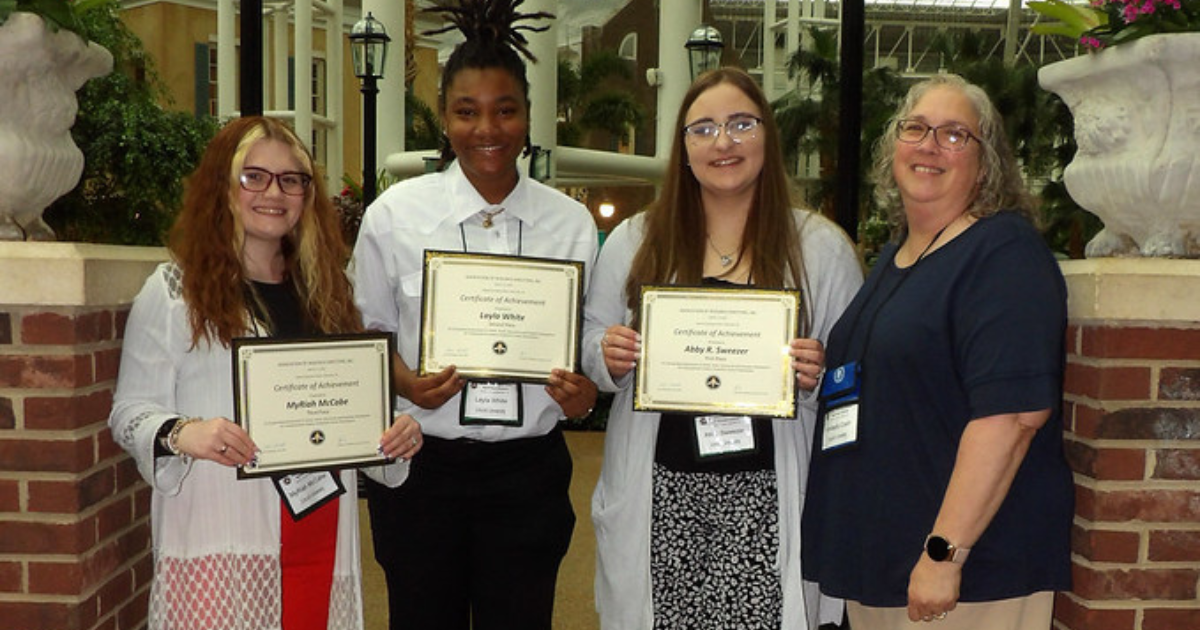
[924,534,970,564]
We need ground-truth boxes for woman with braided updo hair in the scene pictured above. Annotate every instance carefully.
[351,1,599,628]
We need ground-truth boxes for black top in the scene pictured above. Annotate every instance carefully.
[801,212,1073,605]
[653,277,777,473]
[248,279,314,339]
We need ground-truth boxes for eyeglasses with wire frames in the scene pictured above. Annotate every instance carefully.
[239,167,313,196]
[895,119,979,152]
[683,115,763,145]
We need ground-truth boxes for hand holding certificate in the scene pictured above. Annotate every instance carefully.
[418,251,584,382]
[635,286,801,418]
[232,333,394,477]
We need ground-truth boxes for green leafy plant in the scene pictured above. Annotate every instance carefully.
[1030,0,1200,49]
[0,0,103,37]
[557,51,644,147]
[42,0,218,245]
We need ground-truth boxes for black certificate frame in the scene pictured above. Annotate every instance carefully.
[634,284,802,419]
[417,250,585,384]
[231,332,395,478]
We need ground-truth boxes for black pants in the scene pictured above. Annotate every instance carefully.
[365,427,576,630]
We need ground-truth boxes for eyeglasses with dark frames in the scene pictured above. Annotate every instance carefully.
[895,119,978,152]
[683,115,763,145]
[239,167,313,196]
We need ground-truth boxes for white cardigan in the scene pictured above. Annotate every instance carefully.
[582,210,862,630]
[109,263,408,630]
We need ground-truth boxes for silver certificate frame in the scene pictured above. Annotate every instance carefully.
[418,250,584,383]
[232,332,393,478]
[635,285,801,418]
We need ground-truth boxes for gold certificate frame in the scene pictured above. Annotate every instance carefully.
[232,332,394,478]
[418,250,584,383]
[635,285,801,418]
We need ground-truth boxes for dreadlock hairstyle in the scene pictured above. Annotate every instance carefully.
[168,116,362,348]
[424,0,552,169]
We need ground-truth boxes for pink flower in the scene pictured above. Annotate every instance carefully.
[1080,35,1105,49]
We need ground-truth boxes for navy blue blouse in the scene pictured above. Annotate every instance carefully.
[801,211,1073,606]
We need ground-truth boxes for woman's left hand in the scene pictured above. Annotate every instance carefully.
[378,413,422,461]
[547,369,599,419]
[789,338,826,391]
[906,555,961,622]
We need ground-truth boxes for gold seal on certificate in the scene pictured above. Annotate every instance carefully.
[634,286,801,418]
[418,250,584,382]
[231,332,394,478]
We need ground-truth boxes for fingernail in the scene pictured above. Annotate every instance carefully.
[377,444,385,455]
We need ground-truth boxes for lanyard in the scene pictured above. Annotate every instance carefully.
[842,217,958,364]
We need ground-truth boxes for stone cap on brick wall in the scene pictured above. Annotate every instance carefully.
[0,242,167,307]
[1062,259,1200,324]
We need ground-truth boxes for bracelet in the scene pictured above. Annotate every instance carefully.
[166,417,200,456]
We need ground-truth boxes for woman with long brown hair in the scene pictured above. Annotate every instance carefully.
[110,116,421,630]
[583,67,861,629]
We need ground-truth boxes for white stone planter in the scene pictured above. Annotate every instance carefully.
[1039,33,1200,258]
[0,12,112,241]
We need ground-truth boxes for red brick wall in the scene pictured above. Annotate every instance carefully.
[1058,324,1200,630]
[0,306,151,630]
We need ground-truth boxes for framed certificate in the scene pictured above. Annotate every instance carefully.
[231,332,394,478]
[635,285,801,418]
[418,250,584,383]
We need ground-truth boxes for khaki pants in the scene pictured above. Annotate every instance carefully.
[847,591,1054,630]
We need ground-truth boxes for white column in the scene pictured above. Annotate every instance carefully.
[295,0,313,150]
[763,0,777,100]
[1004,0,1021,65]
[656,0,701,159]
[218,0,236,117]
[272,7,288,111]
[363,0,405,166]
[525,0,556,179]
[325,0,344,187]
[787,0,800,94]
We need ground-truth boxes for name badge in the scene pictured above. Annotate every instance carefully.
[460,382,523,426]
[694,415,755,458]
[273,471,345,520]
[821,404,859,451]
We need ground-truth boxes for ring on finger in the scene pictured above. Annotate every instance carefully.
[219,444,228,453]
[410,437,418,447]
[934,612,947,620]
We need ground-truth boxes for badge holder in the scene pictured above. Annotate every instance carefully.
[459,381,524,426]
[692,415,757,460]
[818,361,862,452]
[273,471,346,521]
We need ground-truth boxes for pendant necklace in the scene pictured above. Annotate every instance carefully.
[707,235,736,267]
[480,207,506,229]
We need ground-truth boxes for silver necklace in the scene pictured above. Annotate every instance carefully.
[707,235,736,267]
[480,207,505,229]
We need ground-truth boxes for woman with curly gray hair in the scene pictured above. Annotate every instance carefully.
[802,74,1072,630]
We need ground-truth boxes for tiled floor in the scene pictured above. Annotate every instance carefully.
[358,431,604,630]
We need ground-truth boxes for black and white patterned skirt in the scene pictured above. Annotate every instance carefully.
[650,463,782,630]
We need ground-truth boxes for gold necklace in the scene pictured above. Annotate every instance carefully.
[480,207,505,229]
[707,235,736,267]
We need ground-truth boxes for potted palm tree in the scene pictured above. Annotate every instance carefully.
[0,0,112,240]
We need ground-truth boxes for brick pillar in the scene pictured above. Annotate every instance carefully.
[1057,259,1200,630]
[0,243,165,630]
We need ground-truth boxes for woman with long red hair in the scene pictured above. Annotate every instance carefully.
[109,116,421,630]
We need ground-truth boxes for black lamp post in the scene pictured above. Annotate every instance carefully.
[685,24,724,81]
[350,12,390,207]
